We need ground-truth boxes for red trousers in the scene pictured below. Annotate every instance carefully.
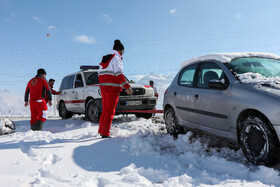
[98,90,119,136]
[30,100,48,125]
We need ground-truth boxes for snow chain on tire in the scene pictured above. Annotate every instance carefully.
[239,115,280,165]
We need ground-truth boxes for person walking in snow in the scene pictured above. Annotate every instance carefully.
[24,68,52,131]
[98,39,132,138]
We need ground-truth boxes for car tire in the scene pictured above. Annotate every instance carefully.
[135,113,153,119]
[86,99,101,123]
[164,107,183,138]
[239,116,280,165]
[59,101,73,119]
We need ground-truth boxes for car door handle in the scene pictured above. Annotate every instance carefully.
[194,94,199,100]
[173,92,177,96]
[63,92,66,94]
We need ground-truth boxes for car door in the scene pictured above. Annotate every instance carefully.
[192,61,231,131]
[63,74,75,111]
[173,63,198,124]
[71,73,85,112]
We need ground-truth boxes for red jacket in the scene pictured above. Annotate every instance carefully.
[44,83,60,103]
[49,83,60,95]
[98,50,130,92]
[24,75,52,102]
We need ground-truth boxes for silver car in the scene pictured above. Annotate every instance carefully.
[163,52,280,165]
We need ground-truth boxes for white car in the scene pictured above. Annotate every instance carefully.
[57,66,157,122]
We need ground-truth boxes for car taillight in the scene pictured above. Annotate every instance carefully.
[164,89,168,94]
[144,85,151,88]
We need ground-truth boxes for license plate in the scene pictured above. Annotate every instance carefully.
[126,101,142,106]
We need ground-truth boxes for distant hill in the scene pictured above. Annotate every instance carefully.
[131,73,176,109]
[0,73,176,116]
[0,89,57,116]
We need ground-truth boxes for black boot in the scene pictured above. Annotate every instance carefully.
[101,135,112,138]
[31,124,36,131]
[34,120,44,130]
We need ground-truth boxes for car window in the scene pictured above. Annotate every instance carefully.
[60,76,70,90]
[197,62,225,88]
[68,75,75,89]
[84,72,99,85]
[75,74,84,88]
[229,57,280,77]
[178,64,197,87]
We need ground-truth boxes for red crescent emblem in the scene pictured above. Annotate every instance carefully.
[31,79,37,85]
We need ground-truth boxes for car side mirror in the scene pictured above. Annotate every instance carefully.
[130,80,135,83]
[208,80,228,90]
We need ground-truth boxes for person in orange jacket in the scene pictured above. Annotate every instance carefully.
[98,40,132,138]
[24,68,52,131]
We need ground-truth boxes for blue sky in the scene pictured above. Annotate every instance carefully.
[1,0,280,95]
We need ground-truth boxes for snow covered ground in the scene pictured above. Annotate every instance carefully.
[1,73,280,186]
[1,116,280,186]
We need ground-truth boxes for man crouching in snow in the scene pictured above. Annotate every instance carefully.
[24,68,52,131]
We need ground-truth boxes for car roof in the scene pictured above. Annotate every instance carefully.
[62,69,98,78]
[180,52,280,68]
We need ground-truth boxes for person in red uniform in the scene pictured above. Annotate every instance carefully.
[48,79,60,95]
[98,39,132,138]
[45,78,60,103]
[24,68,52,131]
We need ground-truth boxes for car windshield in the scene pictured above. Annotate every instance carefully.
[84,71,130,85]
[229,57,280,77]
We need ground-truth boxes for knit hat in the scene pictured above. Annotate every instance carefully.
[37,68,46,75]
[113,39,124,51]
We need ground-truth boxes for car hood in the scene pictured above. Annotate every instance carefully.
[130,84,150,89]
[244,82,280,97]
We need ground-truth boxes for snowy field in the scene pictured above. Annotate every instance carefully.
[1,73,280,186]
[1,116,280,187]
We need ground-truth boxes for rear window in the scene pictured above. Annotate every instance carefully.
[60,76,70,90]
[60,75,75,90]
[178,64,198,87]
[68,75,75,89]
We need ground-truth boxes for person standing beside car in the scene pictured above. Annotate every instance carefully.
[24,68,52,131]
[149,80,159,100]
[45,78,61,104]
[48,78,61,95]
[98,39,132,138]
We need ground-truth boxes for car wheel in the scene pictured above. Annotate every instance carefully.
[86,99,100,123]
[239,116,280,165]
[142,113,153,119]
[59,102,73,119]
[135,113,153,119]
[135,113,142,118]
[164,107,183,138]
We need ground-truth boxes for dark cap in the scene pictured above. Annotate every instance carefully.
[37,68,46,75]
[49,78,55,82]
[113,39,124,51]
